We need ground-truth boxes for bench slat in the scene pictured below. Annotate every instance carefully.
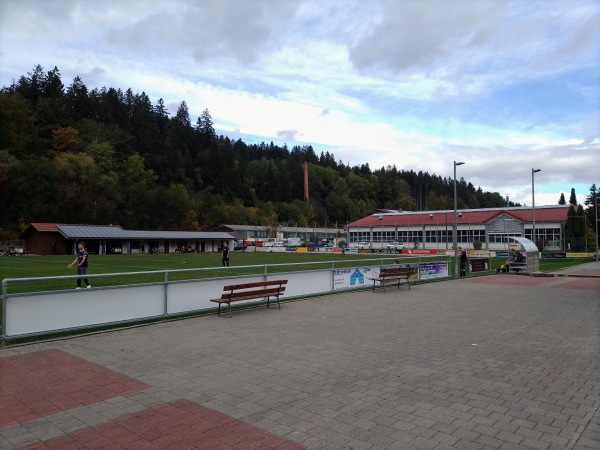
[215,287,286,301]
[222,280,288,291]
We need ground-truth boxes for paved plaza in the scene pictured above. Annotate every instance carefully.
[1,262,599,449]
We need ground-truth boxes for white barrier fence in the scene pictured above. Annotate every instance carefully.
[2,256,454,341]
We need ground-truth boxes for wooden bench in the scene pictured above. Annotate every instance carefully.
[210,280,288,317]
[367,266,416,292]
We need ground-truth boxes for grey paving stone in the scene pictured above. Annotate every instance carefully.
[1,263,599,450]
[475,433,505,449]
[539,432,571,447]
[496,430,524,445]
[519,437,551,450]
[453,438,486,450]
[573,436,600,449]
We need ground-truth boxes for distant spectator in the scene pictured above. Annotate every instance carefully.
[221,242,230,267]
[458,246,468,277]
[68,241,91,289]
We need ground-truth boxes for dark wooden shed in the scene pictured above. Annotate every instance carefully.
[20,223,68,255]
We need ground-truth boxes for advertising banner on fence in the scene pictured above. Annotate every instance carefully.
[333,267,376,290]
[397,264,420,282]
[419,261,449,280]
[402,249,438,255]
[542,252,566,258]
[469,257,489,273]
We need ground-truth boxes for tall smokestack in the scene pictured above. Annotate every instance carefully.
[304,161,309,202]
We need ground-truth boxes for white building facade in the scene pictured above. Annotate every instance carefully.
[346,206,569,251]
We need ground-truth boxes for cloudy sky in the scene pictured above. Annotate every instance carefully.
[1,0,599,206]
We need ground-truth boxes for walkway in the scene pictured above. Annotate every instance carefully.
[1,262,599,449]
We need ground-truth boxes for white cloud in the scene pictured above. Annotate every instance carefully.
[0,0,598,209]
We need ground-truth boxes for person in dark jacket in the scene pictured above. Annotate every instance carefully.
[458,246,468,277]
[221,242,230,267]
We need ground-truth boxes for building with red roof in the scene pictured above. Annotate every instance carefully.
[346,205,569,251]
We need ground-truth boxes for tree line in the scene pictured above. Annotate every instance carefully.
[0,65,594,244]
[560,187,599,252]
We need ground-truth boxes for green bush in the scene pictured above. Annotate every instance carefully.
[473,240,483,250]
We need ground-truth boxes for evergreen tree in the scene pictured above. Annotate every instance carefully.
[66,76,91,121]
[564,204,586,251]
[174,101,191,128]
[44,66,64,99]
[0,64,548,233]
[585,184,598,238]
[197,108,215,137]
[569,188,577,205]
[558,193,566,205]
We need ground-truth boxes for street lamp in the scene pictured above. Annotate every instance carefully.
[594,194,599,262]
[532,169,541,249]
[453,161,465,279]
[379,215,383,248]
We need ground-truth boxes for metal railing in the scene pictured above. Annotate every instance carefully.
[2,255,452,342]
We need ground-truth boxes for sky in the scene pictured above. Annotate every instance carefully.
[1,0,599,207]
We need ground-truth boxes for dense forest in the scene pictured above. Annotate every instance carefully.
[1,65,519,237]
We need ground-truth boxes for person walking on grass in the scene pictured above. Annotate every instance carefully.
[68,241,91,289]
[221,242,230,267]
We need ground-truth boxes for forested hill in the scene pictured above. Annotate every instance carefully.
[0,65,511,233]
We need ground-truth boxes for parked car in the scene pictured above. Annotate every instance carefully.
[357,242,371,249]
[233,240,247,251]
[386,242,405,251]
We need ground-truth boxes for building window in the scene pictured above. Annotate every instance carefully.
[488,233,523,243]
[526,227,561,245]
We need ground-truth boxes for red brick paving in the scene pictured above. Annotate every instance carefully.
[554,278,600,291]
[564,268,600,277]
[22,399,306,450]
[0,349,150,428]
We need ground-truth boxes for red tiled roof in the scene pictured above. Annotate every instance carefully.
[20,223,61,239]
[30,223,60,232]
[348,206,569,227]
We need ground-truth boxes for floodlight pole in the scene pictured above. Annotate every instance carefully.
[595,194,599,262]
[379,215,383,249]
[532,169,541,249]
[453,161,465,279]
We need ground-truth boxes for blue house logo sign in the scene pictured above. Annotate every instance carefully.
[350,269,365,285]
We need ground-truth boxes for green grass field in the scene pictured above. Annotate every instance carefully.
[0,251,408,293]
[0,251,593,295]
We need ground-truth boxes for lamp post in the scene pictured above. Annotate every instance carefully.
[453,161,465,278]
[379,215,383,249]
[532,169,541,249]
[594,194,598,262]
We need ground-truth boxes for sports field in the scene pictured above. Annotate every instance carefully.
[0,251,592,294]
[0,251,404,293]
